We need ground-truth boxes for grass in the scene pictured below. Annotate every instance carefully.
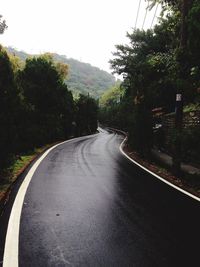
[10,155,33,179]
[0,143,57,202]
[183,103,200,113]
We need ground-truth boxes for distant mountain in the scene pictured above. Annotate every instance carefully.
[6,47,116,98]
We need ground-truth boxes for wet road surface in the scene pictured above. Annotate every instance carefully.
[2,130,200,266]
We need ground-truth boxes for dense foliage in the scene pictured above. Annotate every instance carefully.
[98,82,127,128]
[75,94,98,136]
[0,46,98,171]
[100,0,200,161]
[0,46,19,167]
[17,54,74,148]
[0,15,7,34]
[6,47,116,99]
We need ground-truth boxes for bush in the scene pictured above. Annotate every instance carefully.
[181,127,200,164]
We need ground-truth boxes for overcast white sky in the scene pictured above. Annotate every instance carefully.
[1,0,160,73]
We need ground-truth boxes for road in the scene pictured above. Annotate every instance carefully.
[1,129,200,266]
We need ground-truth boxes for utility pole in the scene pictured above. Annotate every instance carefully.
[173,0,193,175]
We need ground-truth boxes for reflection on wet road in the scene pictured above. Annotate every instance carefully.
[18,130,200,266]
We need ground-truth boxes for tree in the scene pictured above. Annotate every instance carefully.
[99,81,123,107]
[75,94,98,136]
[98,82,126,128]
[108,0,200,166]
[0,15,7,34]
[110,28,175,156]
[18,54,74,146]
[149,0,180,9]
[0,44,100,175]
[0,46,20,168]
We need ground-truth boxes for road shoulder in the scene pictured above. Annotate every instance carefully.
[122,140,200,201]
[105,126,200,201]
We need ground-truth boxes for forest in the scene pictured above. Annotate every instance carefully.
[6,47,116,99]
[0,45,98,171]
[1,0,200,177]
[99,0,200,173]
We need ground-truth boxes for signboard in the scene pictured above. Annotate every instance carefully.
[176,94,182,102]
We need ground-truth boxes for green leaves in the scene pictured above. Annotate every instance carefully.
[148,0,180,9]
[75,94,98,135]
[107,2,183,154]
[99,82,123,108]
[0,45,99,171]
[18,55,74,142]
[0,15,7,34]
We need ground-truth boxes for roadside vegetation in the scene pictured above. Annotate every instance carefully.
[0,144,55,200]
[0,21,98,195]
[6,47,116,99]
[99,0,200,180]
[1,0,200,197]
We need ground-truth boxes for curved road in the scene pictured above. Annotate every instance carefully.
[1,129,200,266]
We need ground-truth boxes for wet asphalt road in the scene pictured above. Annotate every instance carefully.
[3,130,200,266]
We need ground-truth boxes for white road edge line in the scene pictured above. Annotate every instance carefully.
[99,126,200,201]
[119,136,200,202]
[3,135,95,267]
[3,130,199,267]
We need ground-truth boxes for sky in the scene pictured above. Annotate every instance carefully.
[0,0,161,73]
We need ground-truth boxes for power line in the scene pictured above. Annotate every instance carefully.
[142,0,150,30]
[134,0,142,30]
[150,2,159,29]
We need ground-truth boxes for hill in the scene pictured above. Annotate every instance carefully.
[6,47,115,98]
